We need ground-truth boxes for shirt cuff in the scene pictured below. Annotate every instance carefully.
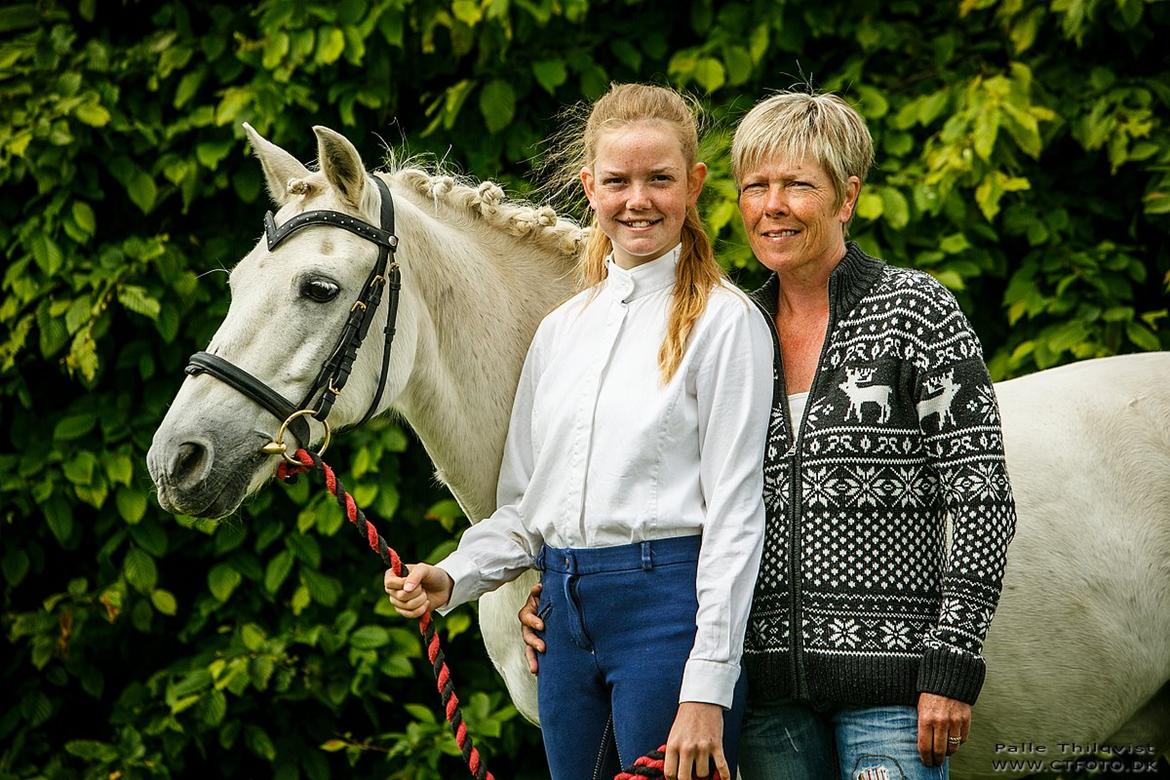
[433,550,481,616]
[679,658,740,710]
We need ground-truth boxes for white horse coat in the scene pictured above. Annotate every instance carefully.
[147,127,1170,779]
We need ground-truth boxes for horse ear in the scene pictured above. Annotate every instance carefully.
[242,123,310,207]
[313,126,366,208]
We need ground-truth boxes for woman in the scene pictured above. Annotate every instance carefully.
[385,83,773,780]
[523,91,1017,779]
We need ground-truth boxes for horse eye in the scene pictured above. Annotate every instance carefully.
[300,277,340,303]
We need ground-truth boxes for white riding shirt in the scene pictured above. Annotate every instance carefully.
[436,246,773,708]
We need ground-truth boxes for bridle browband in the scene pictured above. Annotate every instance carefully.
[185,176,402,459]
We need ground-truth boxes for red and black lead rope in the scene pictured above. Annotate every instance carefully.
[275,447,719,780]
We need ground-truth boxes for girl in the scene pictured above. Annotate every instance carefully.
[385,83,772,780]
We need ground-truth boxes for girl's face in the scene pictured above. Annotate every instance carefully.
[581,121,707,270]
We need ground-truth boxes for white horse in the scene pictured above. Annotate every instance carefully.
[147,126,1170,779]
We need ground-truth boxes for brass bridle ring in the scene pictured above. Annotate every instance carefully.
[260,409,332,464]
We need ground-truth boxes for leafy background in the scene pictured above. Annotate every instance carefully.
[2,0,1168,778]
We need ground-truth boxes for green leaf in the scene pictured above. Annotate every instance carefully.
[748,23,769,62]
[300,568,341,606]
[291,584,311,614]
[75,102,111,127]
[65,740,119,762]
[532,59,567,94]
[1144,191,1170,215]
[932,269,965,291]
[320,739,347,752]
[287,533,321,567]
[1126,321,1161,351]
[264,549,294,593]
[172,668,211,699]
[241,623,266,651]
[208,563,242,602]
[117,285,162,319]
[173,68,205,109]
[43,496,73,544]
[124,547,158,594]
[856,191,883,221]
[54,413,96,441]
[117,488,148,524]
[879,187,910,229]
[215,88,252,125]
[479,79,516,133]
[64,451,97,485]
[262,32,290,70]
[196,139,233,169]
[452,0,483,25]
[722,46,753,86]
[939,233,971,254]
[692,57,726,93]
[2,547,30,586]
[611,40,642,71]
[245,725,276,762]
[151,589,177,615]
[201,688,227,727]
[72,201,96,235]
[315,27,345,65]
[854,85,889,120]
[404,703,437,723]
[125,170,157,214]
[349,625,390,649]
[0,4,41,32]
[973,108,1000,161]
[105,452,134,485]
[30,234,63,276]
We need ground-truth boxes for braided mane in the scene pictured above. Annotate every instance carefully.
[382,167,587,261]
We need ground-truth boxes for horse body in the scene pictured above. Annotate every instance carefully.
[956,353,1170,777]
[147,127,1169,779]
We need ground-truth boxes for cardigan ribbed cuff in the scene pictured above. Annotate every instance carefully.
[917,646,986,705]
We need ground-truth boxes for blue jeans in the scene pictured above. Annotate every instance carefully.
[738,698,947,780]
[535,537,748,780]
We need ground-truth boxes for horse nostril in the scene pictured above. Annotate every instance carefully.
[170,441,209,488]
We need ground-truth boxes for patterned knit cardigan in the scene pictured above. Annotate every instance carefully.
[744,243,1017,706]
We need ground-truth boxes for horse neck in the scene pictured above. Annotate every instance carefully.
[387,181,578,521]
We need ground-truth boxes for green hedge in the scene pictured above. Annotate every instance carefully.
[2,0,1167,777]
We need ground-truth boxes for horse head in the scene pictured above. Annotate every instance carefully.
[147,125,421,518]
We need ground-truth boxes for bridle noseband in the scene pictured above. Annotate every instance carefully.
[185,176,402,461]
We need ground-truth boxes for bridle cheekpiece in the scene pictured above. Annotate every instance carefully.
[185,176,402,461]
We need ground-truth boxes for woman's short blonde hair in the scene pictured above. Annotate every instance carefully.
[731,91,875,208]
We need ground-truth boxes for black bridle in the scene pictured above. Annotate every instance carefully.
[185,176,402,458]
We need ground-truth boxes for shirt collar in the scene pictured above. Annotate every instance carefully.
[604,244,681,302]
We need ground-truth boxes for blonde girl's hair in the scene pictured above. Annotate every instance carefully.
[573,83,724,384]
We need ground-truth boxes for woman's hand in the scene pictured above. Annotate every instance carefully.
[917,692,971,766]
[383,563,454,618]
[664,701,728,780]
[517,582,545,674]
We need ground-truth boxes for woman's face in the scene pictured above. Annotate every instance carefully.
[581,122,706,269]
[738,156,860,278]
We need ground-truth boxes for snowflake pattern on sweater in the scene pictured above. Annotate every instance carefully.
[744,244,1016,706]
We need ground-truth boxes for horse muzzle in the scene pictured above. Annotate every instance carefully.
[147,431,267,517]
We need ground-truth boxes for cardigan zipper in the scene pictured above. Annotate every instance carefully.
[783,275,839,700]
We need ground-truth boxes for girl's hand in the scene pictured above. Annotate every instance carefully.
[383,563,454,618]
[664,701,728,780]
[518,582,545,675]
